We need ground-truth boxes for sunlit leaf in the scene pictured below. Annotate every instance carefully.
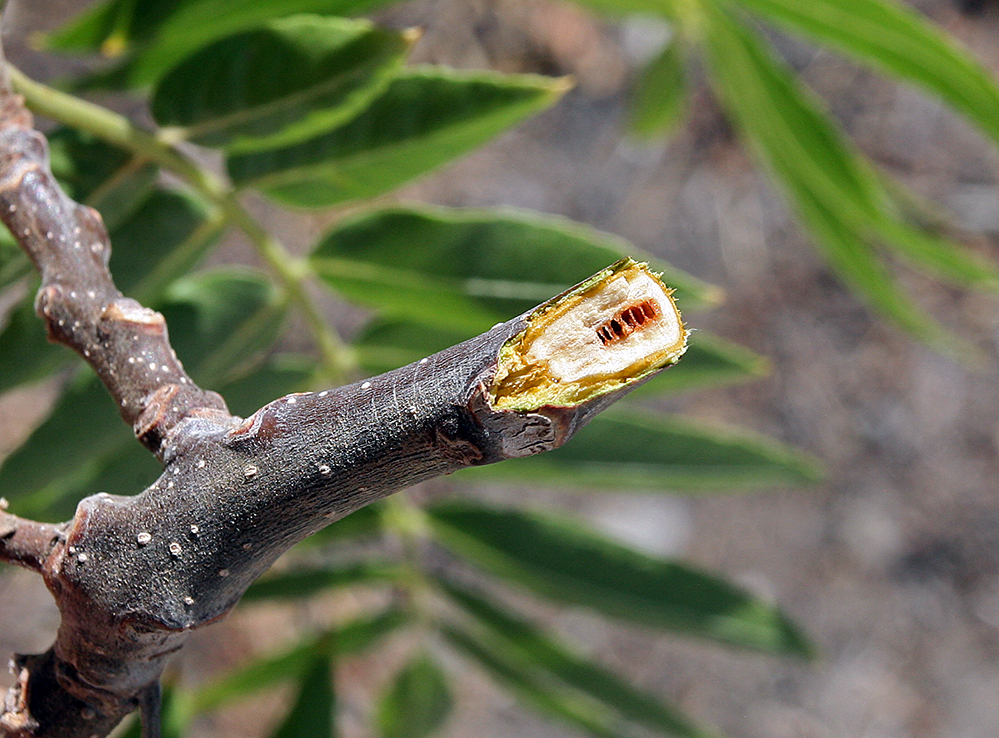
[428,501,813,656]
[152,16,410,153]
[228,68,569,208]
[314,205,716,333]
[376,652,453,738]
[456,410,820,490]
[438,577,720,738]
[45,0,400,85]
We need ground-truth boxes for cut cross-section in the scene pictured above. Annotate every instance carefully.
[490,259,687,411]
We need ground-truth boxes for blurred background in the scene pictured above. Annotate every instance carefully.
[4,0,999,736]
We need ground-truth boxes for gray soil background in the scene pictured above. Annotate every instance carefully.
[4,1,999,737]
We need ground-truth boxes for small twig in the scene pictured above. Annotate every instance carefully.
[0,500,63,573]
[0,91,230,455]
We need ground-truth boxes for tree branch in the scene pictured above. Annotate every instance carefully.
[0,500,63,573]
[0,74,687,738]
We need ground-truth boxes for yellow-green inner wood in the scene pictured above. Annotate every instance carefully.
[490,259,688,411]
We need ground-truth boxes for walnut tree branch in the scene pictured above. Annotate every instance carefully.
[0,79,687,738]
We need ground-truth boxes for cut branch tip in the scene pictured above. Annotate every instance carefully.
[490,258,687,411]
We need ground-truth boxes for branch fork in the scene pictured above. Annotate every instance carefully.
[0,81,687,737]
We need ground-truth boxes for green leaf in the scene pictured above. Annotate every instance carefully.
[47,127,157,229]
[216,354,315,417]
[46,0,401,86]
[160,268,287,385]
[313,205,716,334]
[269,653,336,738]
[630,331,769,397]
[0,297,76,396]
[108,189,220,297]
[228,68,570,208]
[177,607,406,722]
[152,16,410,153]
[734,0,999,147]
[0,228,28,289]
[304,500,385,547]
[43,358,312,521]
[242,560,403,602]
[116,683,183,738]
[456,410,820,491]
[438,577,720,738]
[441,624,624,738]
[354,320,472,376]
[630,38,688,138]
[44,0,187,53]
[428,501,813,656]
[702,8,999,345]
[376,652,453,738]
[0,372,133,518]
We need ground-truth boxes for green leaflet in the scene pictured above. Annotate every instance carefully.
[375,653,453,738]
[268,653,337,738]
[0,225,26,288]
[45,0,399,87]
[162,268,286,384]
[0,297,73,396]
[108,189,221,297]
[633,330,769,396]
[172,608,407,724]
[228,67,570,208]
[702,5,999,345]
[152,16,410,153]
[733,0,999,147]
[23,358,316,522]
[441,624,627,738]
[0,372,134,519]
[630,38,689,139]
[428,501,813,656]
[215,354,314,417]
[438,577,721,738]
[456,410,820,491]
[47,127,158,228]
[313,204,716,333]
[242,560,404,601]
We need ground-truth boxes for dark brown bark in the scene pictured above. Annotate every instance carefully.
[0,74,685,737]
